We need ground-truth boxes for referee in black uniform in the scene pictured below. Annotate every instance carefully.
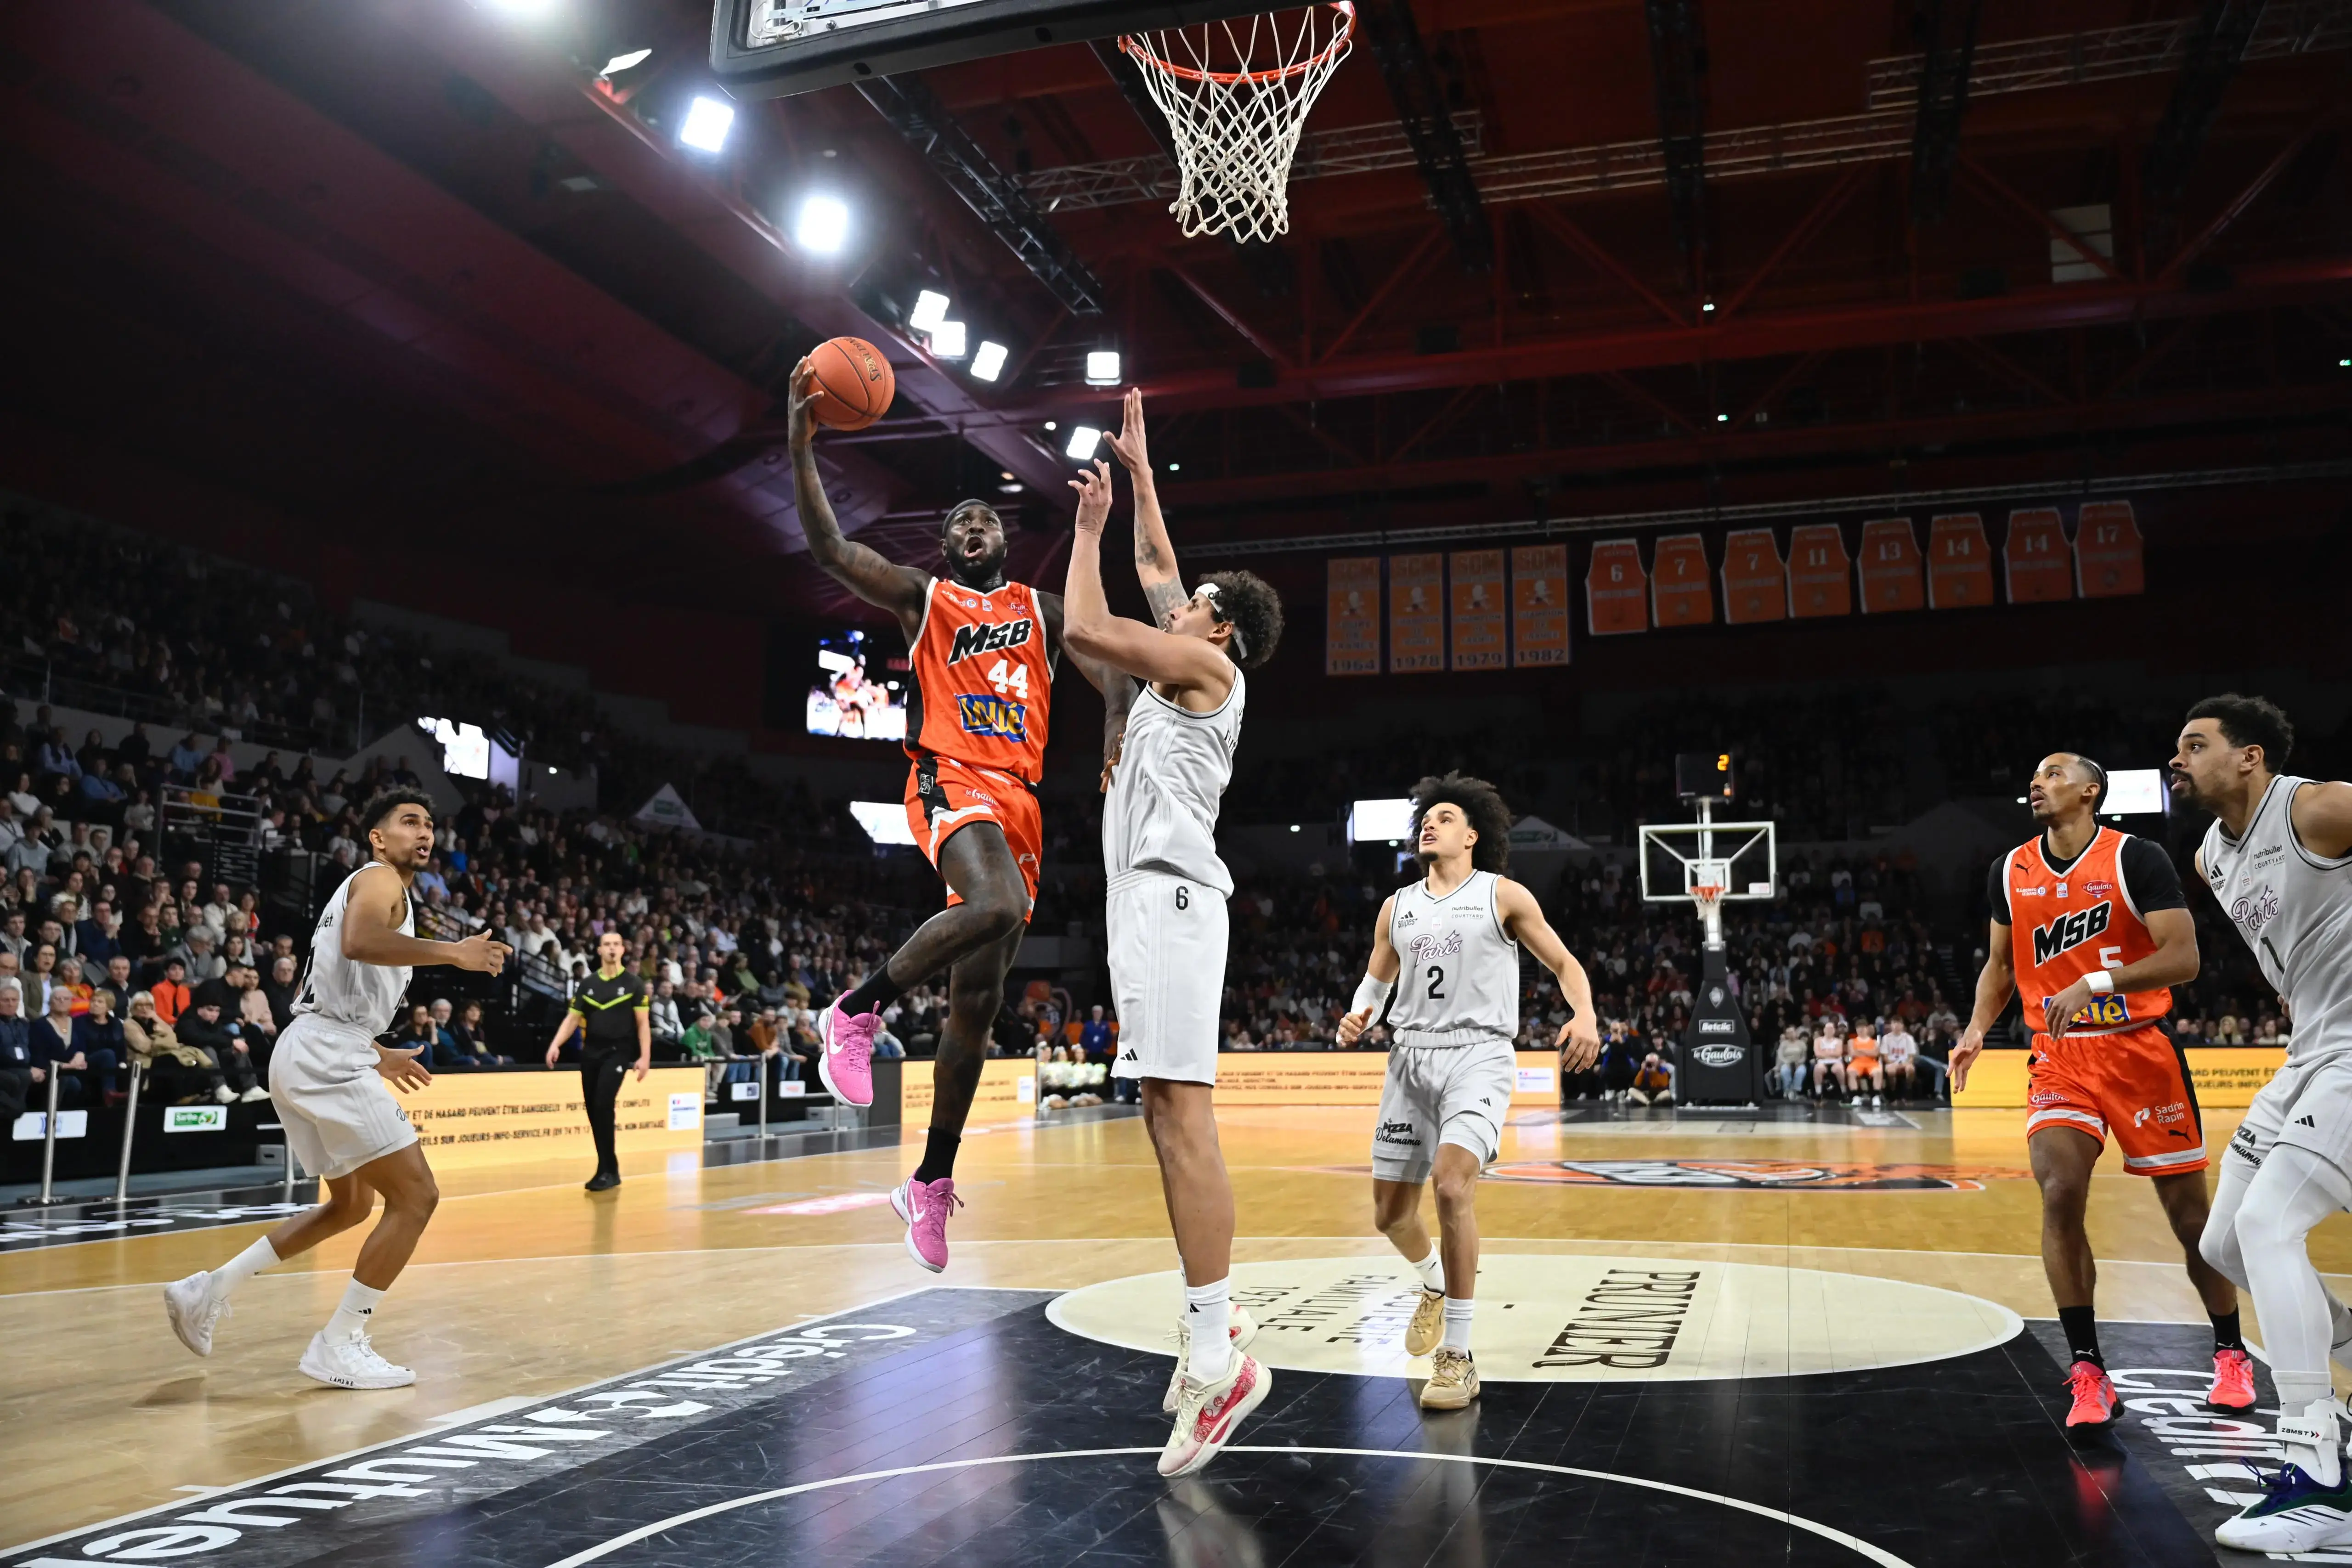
[543,931,650,1191]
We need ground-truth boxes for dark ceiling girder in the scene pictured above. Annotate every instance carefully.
[1905,0,1983,226]
[1641,0,1709,285]
[984,251,2352,415]
[1354,0,1491,274]
[854,73,1109,316]
[2143,0,2267,255]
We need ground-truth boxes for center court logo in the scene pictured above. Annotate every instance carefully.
[1046,1254,2022,1383]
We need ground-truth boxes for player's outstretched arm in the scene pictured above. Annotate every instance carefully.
[1498,879,1601,1071]
[339,864,513,975]
[1951,917,2014,1091]
[788,361,928,631]
[1061,461,1232,699]
[1335,895,1402,1046]
[2292,779,2352,859]
[1104,387,1188,631]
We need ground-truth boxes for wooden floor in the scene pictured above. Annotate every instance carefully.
[6,1103,2350,1557]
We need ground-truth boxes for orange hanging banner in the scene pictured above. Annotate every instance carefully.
[2004,507,2075,603]
[1650,533,1714,628]
[1448,549,1508,670]
[1585,539,1648,635]
[1720,529,1787,624]
[2074,500,2146,598]
[1857,519,1925,613]
[1388,553,1446,672]
[1927,513,1995,609]
[1786,524,1852,618]
[1511,545,1571,666]
[1324,557,1382,676]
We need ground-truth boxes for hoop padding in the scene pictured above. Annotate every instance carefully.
[1119,2,1356,242]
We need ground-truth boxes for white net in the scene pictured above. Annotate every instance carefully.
[1120,2,1356,243]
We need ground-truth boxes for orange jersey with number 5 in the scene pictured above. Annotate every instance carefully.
[2004,827,2172,1035]
[905,578,1057,784]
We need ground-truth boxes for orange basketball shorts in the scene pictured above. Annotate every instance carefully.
[2025,1024,2207,1176]
[903,754,1041,910]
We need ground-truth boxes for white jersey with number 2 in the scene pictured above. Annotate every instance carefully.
[294,866,414,1037]
[1382,869,1519,1047]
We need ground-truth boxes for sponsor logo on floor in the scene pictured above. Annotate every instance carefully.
[1047,1254,2021,1383]
[1487,1159,2019,1190]
[1,1289,1053,1568]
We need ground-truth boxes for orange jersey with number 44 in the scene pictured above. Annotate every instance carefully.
[904,578,1057,785]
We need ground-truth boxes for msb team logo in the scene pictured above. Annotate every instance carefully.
[946,617,1035,665]
[2030,900,2112,965]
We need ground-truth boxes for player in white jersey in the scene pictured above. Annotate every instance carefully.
[2166,695,2352,1552]
[1338,773,1601,1409]
[1069,389,1286,1478]
[162,791,511,1389]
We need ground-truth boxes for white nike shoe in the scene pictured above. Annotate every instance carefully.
[164,1271,228,1357]
[298,1330,416,1389]
[1164,1305,1259,1413]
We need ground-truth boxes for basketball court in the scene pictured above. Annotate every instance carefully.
[5,0,2350,1562]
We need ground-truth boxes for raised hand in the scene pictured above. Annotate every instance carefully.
[1069,458,1115,535]
[786,359,820,455]
[1106,386,1150,474]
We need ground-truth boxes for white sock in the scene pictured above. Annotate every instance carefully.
[1412,1247,1445,1294]
[1185,1277,1233,1383]
[325,1280,387,1343]
[208,1237,279,1304]
[1442,1297,1475,1354]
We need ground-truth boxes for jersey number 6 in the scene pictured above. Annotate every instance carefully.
[1175,886,1189,910]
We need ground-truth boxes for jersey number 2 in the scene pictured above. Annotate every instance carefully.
[1425,965,1446,1000]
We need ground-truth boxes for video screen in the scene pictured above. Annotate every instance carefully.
[806,629,907,740]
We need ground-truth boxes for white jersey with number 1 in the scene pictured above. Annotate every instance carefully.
[2200,775,2352,1066]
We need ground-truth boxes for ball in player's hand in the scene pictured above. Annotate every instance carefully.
[805,337,894,431]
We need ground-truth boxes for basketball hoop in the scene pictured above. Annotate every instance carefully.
[1119,2,1356,242]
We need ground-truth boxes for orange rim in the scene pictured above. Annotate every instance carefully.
[1119,1,1355,87]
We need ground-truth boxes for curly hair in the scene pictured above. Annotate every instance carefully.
[1409,771,1513,874]
[2186,692,2295,771]
[1199,570,1284,671]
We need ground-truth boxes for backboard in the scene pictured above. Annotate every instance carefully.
[1638,818,1776,906]
[711,0,1286,98]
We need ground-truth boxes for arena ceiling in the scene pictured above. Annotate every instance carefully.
[1,0,2346,623]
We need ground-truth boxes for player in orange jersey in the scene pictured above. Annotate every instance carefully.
[1951,752,2247,1430]
[788,361,1130,1273]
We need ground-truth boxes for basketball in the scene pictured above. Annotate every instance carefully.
[806,336,893,430]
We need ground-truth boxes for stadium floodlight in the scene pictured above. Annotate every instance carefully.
[795,194,849,254]
[1084,349,1121,385]
[909,290,950,333]
[679,95,736,153]
[930,321,967,358]
[1347,798,1415,844]
[600,48,653,74]
[1065,424,1102,460]
[848,801,919,846]
[971,340,1009,381]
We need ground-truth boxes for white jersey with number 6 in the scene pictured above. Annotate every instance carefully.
[293,867,414,1037]
[1382,869,1519,1047]
[1102,671,1244,896]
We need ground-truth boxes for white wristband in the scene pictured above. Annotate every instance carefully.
[2085,970,2115,995]
[1351,973,1394,1017]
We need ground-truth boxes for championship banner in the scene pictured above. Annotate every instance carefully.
[1650,533,1714,628]
[1388,552,1446,672]
[1786,524,1852,617]
[1324,556,1382,675]
[1585,538,1648,635]
[2003,507,2074,603]
[1720,529,1786,624]
[1927,513,1994,609]
[2074,499,2146,598]
[1857,519,1925,613]
[1448,549,1508,670]
[1511,544,1571,666]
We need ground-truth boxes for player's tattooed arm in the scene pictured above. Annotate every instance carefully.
[1499,879,1601,1070]
[2292,779,2352,859]
[1104,387,1190,630]
[787,360,928,633]
[1062,460,1233,699]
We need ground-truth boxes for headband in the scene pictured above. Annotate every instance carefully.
[1198,581,1248,664]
